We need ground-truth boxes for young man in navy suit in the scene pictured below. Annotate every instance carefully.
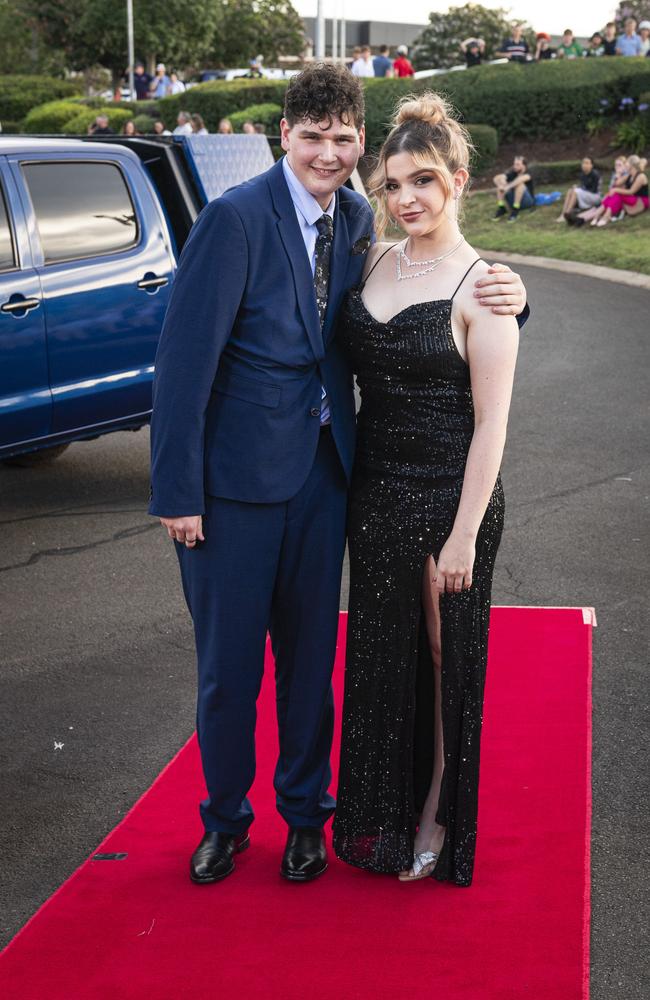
[149,65,528,884]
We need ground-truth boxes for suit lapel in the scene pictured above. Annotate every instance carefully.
[267,160,324,361]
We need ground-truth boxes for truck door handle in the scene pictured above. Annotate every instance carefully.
[137,274,169,291]
[1,296,41,314]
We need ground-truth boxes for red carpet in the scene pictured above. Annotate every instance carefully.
[1,607,592,1000]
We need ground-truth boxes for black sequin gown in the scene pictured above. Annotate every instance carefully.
[332,266,505,886]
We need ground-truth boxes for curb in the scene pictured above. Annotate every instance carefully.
[474,249,650,290]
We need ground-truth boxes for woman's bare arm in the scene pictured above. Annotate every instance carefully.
[434,300,519,592]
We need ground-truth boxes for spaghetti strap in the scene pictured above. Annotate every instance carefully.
[450,258,483,301]
[359,243,396,289]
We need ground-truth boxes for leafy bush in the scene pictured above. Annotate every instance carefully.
[158,79,289,132]
[426,59,650,141]
[158,59,650,150]
[23,100,85,133]
[614,118,649,154]
[62,107,134,135]
[466,124,498,170]
[0,75,82,124]
[228,103,283,133]
[364,59,650,147]
[526,160,613,184]
[133,113,157,134]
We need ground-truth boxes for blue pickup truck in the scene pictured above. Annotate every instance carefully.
[0,133,277,464]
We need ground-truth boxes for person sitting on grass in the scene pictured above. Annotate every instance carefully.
[556,29,583,59]
[590,156,648,227]
[493,156,535,223]
[556,157,601,223]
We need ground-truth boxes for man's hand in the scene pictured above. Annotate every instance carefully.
[160,515,204,548]
[474,263,527,316]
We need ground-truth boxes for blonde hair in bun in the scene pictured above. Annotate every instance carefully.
[627,154,648,173]
[369,92,474,237]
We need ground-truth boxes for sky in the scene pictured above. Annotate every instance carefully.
[296,2,619,37]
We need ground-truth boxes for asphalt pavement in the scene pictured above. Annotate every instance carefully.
[0,264,648,997]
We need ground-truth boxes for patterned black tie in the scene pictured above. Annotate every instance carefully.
[314,213,334,327]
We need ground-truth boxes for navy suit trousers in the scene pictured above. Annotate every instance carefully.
[176,429,348,833]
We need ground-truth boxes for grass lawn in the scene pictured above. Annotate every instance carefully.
[463,188,650,275]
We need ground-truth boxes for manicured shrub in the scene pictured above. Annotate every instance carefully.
[228,103,283,133]
[0,75,82,124]
[23,100,85,133]
[157,59,650,151]
[62,107,134,135]
[427,58,650,141]
[466,124,498,170]
[158,80,289,132]
[526,160,613,184]
[133,113,157,134]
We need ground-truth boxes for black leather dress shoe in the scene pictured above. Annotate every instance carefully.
[190,831,250,884]
[280,826,327,882]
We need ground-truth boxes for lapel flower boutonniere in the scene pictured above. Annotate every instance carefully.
[351,234,371,255]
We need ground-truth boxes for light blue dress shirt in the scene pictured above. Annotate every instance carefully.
[282,156,335,424]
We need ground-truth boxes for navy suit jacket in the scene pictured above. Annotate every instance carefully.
[149,157,375,516]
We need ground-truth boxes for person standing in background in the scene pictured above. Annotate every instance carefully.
[534,33,555,60]
[393,45,415,77]
[616,18,643,56]
[497,24,530,63]
[556,29,583,59]
[168,71,185,96]
[460,38,485,67]
[132,62,152,100]
[639,21,650,55]
[150,63,171,98]
[602,23,618,55]
[351,45,375,77]
[173,111,193,135]
[373,45,393,78]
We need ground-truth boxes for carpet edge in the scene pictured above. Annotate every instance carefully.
[0,732,196,958]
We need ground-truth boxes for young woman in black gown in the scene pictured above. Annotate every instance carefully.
[332,94,519,886]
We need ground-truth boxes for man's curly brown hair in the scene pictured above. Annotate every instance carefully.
[284,63,365,130]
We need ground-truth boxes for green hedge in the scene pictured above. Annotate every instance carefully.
[413,58,650,142]
[228,103,283,133]
[0,75,82,124]
[62,107,134,135]
[23,99,85,133]
[157,58,650,151]
[466,124,498,171]
[526,159,614,184]
[159,80,288,132]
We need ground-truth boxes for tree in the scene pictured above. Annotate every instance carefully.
[614,3,650,29]
[0,0,67,74]
[211,0,306,67]
[19,0,306,84]
[413,3,535,71]
[22,0,221,85]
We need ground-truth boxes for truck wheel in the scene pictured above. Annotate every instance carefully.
[2,444,71,467]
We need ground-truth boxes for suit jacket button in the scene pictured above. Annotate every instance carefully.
[310,407,320,417]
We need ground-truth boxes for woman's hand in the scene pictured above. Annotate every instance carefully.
[434,534,476,593]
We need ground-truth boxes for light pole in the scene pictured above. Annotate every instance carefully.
[126,0,135,100]
[316,0,325,59]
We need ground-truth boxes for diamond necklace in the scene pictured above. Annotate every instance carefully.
[396,236,465,281]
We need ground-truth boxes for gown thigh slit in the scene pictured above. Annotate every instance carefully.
[332,281,505,886]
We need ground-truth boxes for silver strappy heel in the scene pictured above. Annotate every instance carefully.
[398,849,440,882]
